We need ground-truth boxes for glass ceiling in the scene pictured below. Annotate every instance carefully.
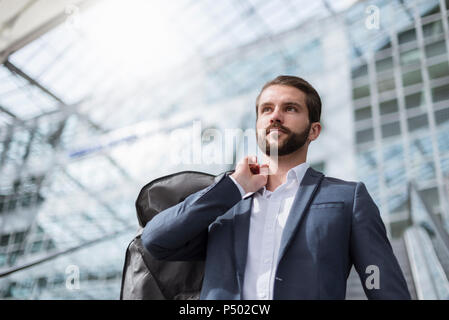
[0,0,358,124]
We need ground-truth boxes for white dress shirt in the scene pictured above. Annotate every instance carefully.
[229,162,310,300]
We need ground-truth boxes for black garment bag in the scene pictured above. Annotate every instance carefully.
[120,170,232,300]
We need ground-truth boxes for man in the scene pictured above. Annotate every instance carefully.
[142,75,411,300]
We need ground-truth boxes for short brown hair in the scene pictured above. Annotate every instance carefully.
[255,75,321,123]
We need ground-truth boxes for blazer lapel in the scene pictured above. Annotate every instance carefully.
[233,196,253,284]
[276,167,324,266]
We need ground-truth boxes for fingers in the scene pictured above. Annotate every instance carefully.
[249,164,259,174]
[246,155,257,165]
[241,156,257,174]
[259,164,269,176]
[239,155,268,175]
[233,156,269,192]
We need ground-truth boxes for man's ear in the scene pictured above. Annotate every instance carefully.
[309,122,321,142]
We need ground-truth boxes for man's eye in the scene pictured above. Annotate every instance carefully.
[287,106,297,111]
[262,107,271,112]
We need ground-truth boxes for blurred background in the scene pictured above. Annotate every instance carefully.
[0,0,448,299]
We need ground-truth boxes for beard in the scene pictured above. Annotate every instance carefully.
[257,122,311,156]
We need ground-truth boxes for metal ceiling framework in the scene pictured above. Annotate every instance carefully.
[0,0,96,63]
[0,59,137,261]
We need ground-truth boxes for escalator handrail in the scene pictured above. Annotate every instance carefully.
[408,181,449,257]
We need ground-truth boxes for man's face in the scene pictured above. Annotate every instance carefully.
[256,84,311,156]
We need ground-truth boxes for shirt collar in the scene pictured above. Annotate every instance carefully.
[243,162,310,199]
[287,161,310,184]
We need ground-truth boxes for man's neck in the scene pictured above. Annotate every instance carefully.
[263,151,307,192]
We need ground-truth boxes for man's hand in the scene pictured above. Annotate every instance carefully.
[231,156,269,194]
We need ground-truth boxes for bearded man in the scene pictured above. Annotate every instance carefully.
[142,75,411,300]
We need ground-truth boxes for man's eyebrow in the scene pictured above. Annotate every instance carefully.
[283,101,303,108]
[259,101,303,108]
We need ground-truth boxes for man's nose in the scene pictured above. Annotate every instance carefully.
[269,107,283,123]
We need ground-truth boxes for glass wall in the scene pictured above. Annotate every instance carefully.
[349,0,449,235]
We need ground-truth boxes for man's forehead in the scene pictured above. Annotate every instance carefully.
[259,85,306,104]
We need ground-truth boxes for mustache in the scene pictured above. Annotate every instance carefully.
[266,124,289,134]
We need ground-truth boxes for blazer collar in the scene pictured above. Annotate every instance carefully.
[233,166,324,284]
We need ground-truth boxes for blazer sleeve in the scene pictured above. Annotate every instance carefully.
[142,174,242,261]
[350,182,412,299]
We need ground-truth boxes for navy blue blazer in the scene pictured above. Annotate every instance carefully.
[142,167,411,299]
